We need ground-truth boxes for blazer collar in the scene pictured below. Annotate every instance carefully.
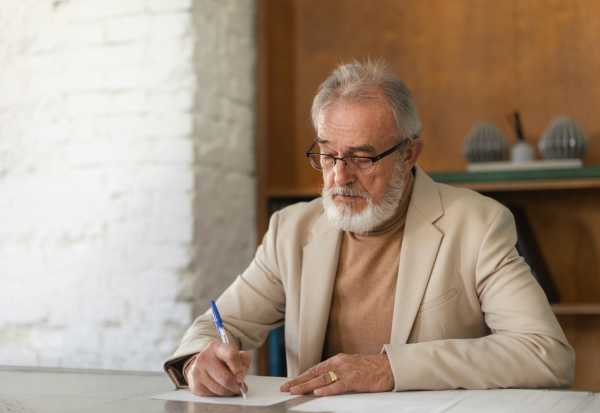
[409,164,444,224]
[389,164,445,345]
[297,164,444,372]
[298,213,342,374]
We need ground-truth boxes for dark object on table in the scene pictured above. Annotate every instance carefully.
[505,203,561,303]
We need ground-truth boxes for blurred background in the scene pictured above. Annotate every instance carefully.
[1,0,599,391]
[0,0,256,371]
[257,0,600,390]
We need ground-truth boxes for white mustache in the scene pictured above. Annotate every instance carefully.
[325,185,370,200]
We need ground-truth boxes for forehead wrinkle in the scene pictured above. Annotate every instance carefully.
[347,143,376,153]
[316,138,380,155]
[316,137,372,151]
[318,98,397,154]
[318,116,383,148]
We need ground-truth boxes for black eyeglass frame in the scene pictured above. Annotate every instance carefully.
[305,138,410,172]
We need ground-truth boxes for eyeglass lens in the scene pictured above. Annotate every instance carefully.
[308,154,373,173]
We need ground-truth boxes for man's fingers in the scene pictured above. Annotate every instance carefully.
[215,344,245,382]
[281,364,328,392]
[187,343,252,398]
[201,367,237,397]
[189,382,212,397]
[239,351,253,380]
[207,356,243,394]
[314,380,350,397]
[280,379,293,392]
[240,351,252,369]
[283,353,394,395]
[289,373,333,395]
[280,375,312,392]
[189,369,234,398]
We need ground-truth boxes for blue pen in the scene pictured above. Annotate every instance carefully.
[210,300,247,399]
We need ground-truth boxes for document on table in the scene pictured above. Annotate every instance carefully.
[439,389,600,413]
[291,389,468,413]
[291,389,600,413]
[151,375,301,407]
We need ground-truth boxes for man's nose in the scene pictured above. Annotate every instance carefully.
[333,159,355,187]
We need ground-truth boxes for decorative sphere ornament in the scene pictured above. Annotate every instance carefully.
[538,116,588,159]
[462,122,509,163]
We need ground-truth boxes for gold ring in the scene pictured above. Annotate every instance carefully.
[328,371,337,382]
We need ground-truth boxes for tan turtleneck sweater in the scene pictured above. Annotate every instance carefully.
[322,172,415,360]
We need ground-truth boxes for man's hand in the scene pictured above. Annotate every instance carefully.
[280,354,395,397]
[185,342,252,397]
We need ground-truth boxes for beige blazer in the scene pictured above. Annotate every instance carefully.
[164,165,575,391]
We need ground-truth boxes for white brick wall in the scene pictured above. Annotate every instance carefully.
[0,0,256,371]
[185,0,257,315]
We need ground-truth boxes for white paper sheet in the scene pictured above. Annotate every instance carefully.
[290,389,600,413]
[438,389,600,413]
[151,375,301,406]
[291,389,469,413]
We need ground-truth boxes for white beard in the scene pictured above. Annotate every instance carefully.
[321,162,406,234]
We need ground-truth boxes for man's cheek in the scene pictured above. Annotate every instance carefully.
[324,170,334,181]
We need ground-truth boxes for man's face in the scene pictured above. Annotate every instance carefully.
[318,97,402,216]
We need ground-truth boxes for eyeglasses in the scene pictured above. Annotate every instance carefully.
[305,139,409,174]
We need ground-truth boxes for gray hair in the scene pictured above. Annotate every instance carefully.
[311,59,421,142]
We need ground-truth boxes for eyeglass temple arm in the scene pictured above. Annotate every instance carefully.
[372,139,410,162]
[306,140,319,157]
[306,137,410,160]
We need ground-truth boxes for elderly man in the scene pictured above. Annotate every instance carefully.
[164,60,575,397]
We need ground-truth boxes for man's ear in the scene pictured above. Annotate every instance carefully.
[403,138,424,171]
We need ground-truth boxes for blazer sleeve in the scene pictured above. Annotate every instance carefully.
[383,208,575,391]
[163,211,286,387]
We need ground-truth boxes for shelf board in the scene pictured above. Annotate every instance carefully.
[268,187,320,198]
[267,178,600,197]
[551,303,600,315]
[267,166,600,198]
[446,179,600,192]
[429,166,600,192]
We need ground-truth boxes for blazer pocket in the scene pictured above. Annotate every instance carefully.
[418,288,457,313]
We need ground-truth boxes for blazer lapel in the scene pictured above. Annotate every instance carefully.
[298,212,342,374]
[390,165,444,345]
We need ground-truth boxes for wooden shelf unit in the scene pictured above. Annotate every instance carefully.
[551,303,600,315]
[429,170,600,391]
[428,166,600,192]
[267,176,600,198]
[257,0,600,390]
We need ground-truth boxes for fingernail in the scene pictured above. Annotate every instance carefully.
[237,373,244,382]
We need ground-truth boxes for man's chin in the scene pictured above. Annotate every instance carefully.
[333,198,367,211]
[334,201,366,215]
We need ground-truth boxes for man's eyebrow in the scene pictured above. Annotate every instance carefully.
[314,138,376,154]
[347,144,376,153]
